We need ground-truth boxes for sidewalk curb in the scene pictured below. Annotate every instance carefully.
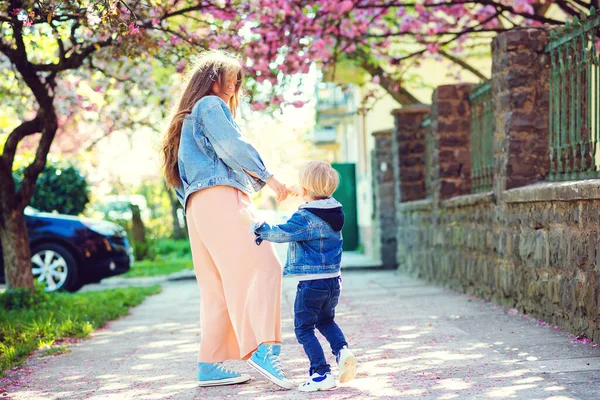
[167,269,196,282]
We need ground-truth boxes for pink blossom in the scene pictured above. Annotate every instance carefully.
[339,1,353,13]
[169,35,183,45]
[251,101,267,111]
[427,43,440,54]
[513,0,534,14]
[290,100,305,108]
[23,19,32,27]
[127,23,140,35]
[176,60,186,73]
[372,75,380,84]
[312,39,326,52]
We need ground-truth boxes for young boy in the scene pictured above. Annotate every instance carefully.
[243,161,357,392]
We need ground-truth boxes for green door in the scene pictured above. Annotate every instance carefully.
[332,163,358,251]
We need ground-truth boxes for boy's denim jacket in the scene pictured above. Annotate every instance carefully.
[174,96,272,210]
[253,198,344,277]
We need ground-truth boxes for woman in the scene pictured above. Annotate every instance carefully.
[161,51,292,389]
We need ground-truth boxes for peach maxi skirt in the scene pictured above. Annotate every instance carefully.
[186,185,283,362]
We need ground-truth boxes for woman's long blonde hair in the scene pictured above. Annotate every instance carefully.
[162,51,244,188]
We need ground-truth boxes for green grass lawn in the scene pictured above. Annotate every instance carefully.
[0,285,161,375]
[123,258,193,278]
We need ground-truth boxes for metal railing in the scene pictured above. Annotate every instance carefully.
[469,81,494,192]
[546,8,600,181]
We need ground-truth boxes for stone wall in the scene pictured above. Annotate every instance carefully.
[390,28,600,342]
[392,106,430,203]
[372,130,397,268]
[431,84,475,202]
[492,28,550,194]
[398,185,600,342]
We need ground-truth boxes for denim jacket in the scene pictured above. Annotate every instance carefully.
[253,198,344,277]
[174,96,272,210]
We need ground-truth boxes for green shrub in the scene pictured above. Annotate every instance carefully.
[13,161,89,215]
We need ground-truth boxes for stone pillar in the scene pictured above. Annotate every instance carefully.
[430,84,475,202]
[391,105,431,204]
[372,129,397,268]
[492,28,550,194]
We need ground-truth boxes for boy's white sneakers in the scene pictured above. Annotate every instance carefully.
[298,372,336,392]
[337,347,357,383]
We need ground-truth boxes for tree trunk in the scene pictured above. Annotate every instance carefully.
[0,206,34,291]
[130,204,149,260]
[0,107,58,290]
[164,182,187,239]
[131,204,147,244]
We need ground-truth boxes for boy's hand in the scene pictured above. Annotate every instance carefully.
[288,185,303,197]
[240,209,256,226]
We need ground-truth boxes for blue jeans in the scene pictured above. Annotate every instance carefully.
[294,277,348,376]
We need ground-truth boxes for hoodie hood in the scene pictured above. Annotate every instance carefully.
[299,198,344,232]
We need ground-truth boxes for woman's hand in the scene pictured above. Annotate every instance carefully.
[266,176,288,203]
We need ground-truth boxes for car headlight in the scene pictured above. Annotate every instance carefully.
[82,219,121,236]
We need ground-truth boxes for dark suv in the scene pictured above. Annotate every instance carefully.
[0,207,133,292]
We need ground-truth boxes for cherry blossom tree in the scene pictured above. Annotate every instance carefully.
[1,0,592,290]
[0,0,244,290]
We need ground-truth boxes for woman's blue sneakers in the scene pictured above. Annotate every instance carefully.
[247,344,293,389]
[197,362,251,387]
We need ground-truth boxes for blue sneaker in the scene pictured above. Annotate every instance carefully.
[197,362,251,387]
[247,344,293,389]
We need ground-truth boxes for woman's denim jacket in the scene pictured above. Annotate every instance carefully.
[253,198,344,277]
[174,96,271,210]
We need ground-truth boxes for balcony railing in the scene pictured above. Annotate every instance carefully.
[316,83,351,111]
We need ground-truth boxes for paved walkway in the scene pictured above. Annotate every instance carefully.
[2,271,600,399]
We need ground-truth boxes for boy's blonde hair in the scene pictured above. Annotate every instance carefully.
[299,161,340,199]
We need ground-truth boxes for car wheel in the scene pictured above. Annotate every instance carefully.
[31,243,81,292]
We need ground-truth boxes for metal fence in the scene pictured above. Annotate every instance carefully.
[546,9,600,181]
[469,82,494,192]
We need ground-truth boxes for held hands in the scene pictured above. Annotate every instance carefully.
[287,185,303,198]
[266,176,289,203]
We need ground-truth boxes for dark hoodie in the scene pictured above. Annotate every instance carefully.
[302,200,345,232]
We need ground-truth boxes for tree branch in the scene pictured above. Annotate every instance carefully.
[1,114,45,168]
[32,38,113,72]
[16,113,58,212]
[360,60,421,106]
[438,49,488,81]
[354,0,565,25]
